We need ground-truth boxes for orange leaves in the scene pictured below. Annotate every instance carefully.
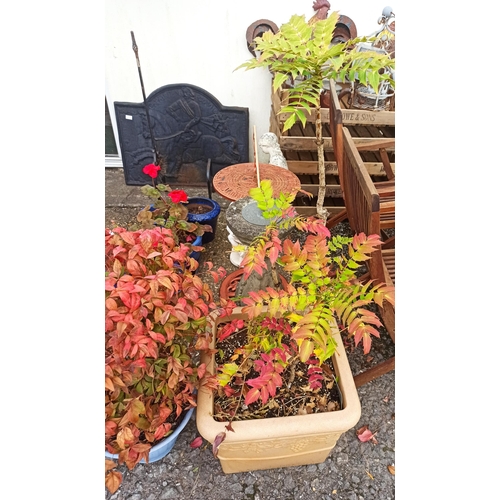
[105,464,122,494]
[281,238,308,272]
[116,427,135,450]
[153,423,172,441]
[348,308,382,354]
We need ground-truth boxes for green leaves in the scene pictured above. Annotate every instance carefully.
[248,179,295,219]
[237,10,395,131]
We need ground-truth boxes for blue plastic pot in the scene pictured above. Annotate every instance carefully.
[186,197,221,245]
[105,407,194,463]
[149,205,203,261]
[189,234,203,262]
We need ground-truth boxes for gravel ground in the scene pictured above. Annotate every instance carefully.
[105,168,395,500]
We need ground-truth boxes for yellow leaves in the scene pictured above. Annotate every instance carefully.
[268,297,281,316]
[218,362,239,387]
[288,313,302,323]
[388,465,395,475]
[298,339,314,363]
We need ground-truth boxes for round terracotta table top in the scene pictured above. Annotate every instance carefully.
[213,163,301,201]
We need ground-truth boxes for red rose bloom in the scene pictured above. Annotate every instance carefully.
[168,190,188,203]
[142,163,161,179]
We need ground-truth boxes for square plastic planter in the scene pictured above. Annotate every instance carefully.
[196,307,361,474]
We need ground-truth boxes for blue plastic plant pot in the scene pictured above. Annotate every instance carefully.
[149,205,203,261]
[186,197,221,245]
[105,407,195,464]
[189,234,203,262]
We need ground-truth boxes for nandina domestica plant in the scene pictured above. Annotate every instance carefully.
[134,163,211,244]
[104,225,234,493]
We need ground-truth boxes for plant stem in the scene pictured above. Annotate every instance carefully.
[315,106,328,222]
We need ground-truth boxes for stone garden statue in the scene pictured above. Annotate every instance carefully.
[258,132,289,170]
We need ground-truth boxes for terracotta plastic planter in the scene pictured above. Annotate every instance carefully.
[196,307,361,474]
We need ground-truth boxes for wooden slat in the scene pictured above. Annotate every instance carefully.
[296,184,343,198]
[294,206,345,216]
[340,109,395,127]
[275,103,395,127]
[273,86,395,221]
[380,201,395,213]
[352,138,395,151]
[287,160,395,176]
[280,136,395,152]
[379,148,395,180]
[353,357,395,387]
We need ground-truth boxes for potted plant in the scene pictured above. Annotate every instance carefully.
[236,11,395,220]
[185,196,221,245]
[137,163,221,250]
[104,224,233,493]
[195,184,395,473]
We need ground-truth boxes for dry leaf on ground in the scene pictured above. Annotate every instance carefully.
[190,436,203,448]
[356,425,378,444]
[388,465,395,475]
[105,470,123,494]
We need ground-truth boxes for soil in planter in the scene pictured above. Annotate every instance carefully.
[186,203,212,215]
[213,328,342,422]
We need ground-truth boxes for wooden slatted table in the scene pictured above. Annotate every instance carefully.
[212,162,301,201]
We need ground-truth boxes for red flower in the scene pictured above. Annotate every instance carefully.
[168,190,188,203]
[142,163,161,179]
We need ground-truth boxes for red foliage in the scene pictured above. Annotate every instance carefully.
[105,226,232,491]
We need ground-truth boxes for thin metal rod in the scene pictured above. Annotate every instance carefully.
[131,31,160,165]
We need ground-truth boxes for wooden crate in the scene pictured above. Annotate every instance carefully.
[270,87,395,217]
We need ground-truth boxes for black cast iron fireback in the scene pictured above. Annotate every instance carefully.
[114,83,249,186]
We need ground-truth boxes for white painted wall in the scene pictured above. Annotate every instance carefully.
[105,0,396,165]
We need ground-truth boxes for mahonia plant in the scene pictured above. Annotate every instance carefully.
[105,226,234,493]
[214,186,395,410]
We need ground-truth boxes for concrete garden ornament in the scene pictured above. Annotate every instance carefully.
[259,132,288,170]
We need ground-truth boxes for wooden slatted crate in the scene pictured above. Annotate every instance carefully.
[270,86,395,216]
